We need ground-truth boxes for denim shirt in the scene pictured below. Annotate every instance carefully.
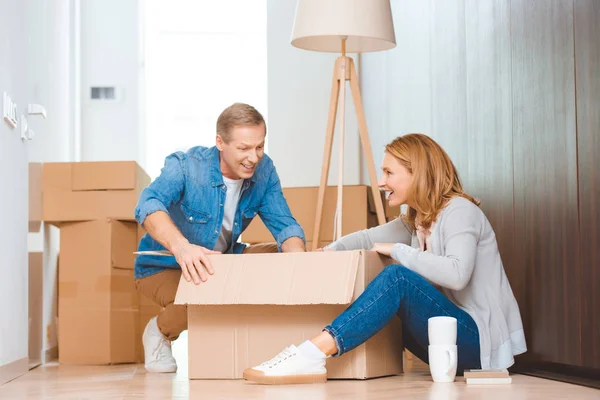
[134,146,305,279]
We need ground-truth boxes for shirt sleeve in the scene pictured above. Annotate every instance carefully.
[389,205,480,291]
[325,217,413,251]
[134,153,185,226]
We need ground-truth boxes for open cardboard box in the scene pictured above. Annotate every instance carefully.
[173,250,403,380]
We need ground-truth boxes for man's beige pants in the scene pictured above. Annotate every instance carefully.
[135,243,278,340]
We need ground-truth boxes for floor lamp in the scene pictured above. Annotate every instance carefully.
[291,0,397,250]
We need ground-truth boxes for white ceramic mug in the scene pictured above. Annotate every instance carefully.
[428,316,457,345]
[428,344,457,383]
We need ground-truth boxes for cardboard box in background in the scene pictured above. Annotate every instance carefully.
[42,161,150,225]
[68,161,149,191]
[29,163,43,233]
[29,252,43,368]
[59,307,138,365]
[175,250,403,380]
[58,219,139,365]
[242,185,400,245]
[42,161,149,192]
[384,199,400,221]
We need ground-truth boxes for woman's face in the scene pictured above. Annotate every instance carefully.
[378,152,414,207]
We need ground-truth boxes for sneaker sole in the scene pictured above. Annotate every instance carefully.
[145,363,177,373]
[243,368,327,385]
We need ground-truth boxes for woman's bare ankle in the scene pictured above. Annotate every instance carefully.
[310,331,338,356]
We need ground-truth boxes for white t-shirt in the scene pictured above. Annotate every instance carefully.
[214,176,244,253]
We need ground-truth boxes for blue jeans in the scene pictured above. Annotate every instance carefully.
[324,264,481,372]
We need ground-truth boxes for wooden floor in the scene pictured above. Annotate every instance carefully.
[2,360,599,399]
[1,338,598,399]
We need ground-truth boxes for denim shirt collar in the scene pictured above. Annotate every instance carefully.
[208,146,257,187]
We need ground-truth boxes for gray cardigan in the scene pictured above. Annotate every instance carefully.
[326,196,527,369]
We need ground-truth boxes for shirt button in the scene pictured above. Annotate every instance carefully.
[188,216,193,221]
[220,204,223,207]
[214,230,218,234]
[234,222,238,226]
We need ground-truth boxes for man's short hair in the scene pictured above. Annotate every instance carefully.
[216,103,266,143]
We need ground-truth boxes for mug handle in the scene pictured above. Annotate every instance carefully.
[446,348,457,374]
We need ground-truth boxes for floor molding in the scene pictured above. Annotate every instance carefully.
[28,359,41,371]
[511,361,600,389]
[0,357,29,386]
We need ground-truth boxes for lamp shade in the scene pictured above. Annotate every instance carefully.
[291,0,396,53]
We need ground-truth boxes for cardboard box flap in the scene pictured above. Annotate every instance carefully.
[72,161,140,191]
[175,251,362,306]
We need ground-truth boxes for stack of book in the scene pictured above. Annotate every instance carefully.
[464,369,512,384]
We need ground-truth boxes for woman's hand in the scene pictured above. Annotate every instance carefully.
[371,243,396,257]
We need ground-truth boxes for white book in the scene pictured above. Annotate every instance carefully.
[466,377,512,385]
[464,369,509,379]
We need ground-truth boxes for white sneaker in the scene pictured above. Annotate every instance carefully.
[243,345,327,385]
[142,317,177,373]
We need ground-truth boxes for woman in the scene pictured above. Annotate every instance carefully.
[243,134,527,385]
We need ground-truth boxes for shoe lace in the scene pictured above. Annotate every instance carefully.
[259,347,297,369]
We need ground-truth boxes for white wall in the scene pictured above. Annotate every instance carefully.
[266,0,363,187]
[0,0,31,377]
[360,0,432,179]
[361,0,500,180]
[26,1,73,164]
[25,0,73,364]
[80,0,140,162]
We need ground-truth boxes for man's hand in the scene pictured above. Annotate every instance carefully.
[172,241,220,285]
[371,243,395,257]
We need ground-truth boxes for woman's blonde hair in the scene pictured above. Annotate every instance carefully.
[385,133,480,230]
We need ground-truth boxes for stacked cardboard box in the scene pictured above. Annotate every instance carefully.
[42,161,148,225]
[29,163,43,233]
[29,252,43,367]
[242,185,400,245]
[28,163,44,367]
[58,219,142,364]
[41,161,151,365]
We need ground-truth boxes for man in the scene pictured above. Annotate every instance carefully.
[134,103,306,373]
